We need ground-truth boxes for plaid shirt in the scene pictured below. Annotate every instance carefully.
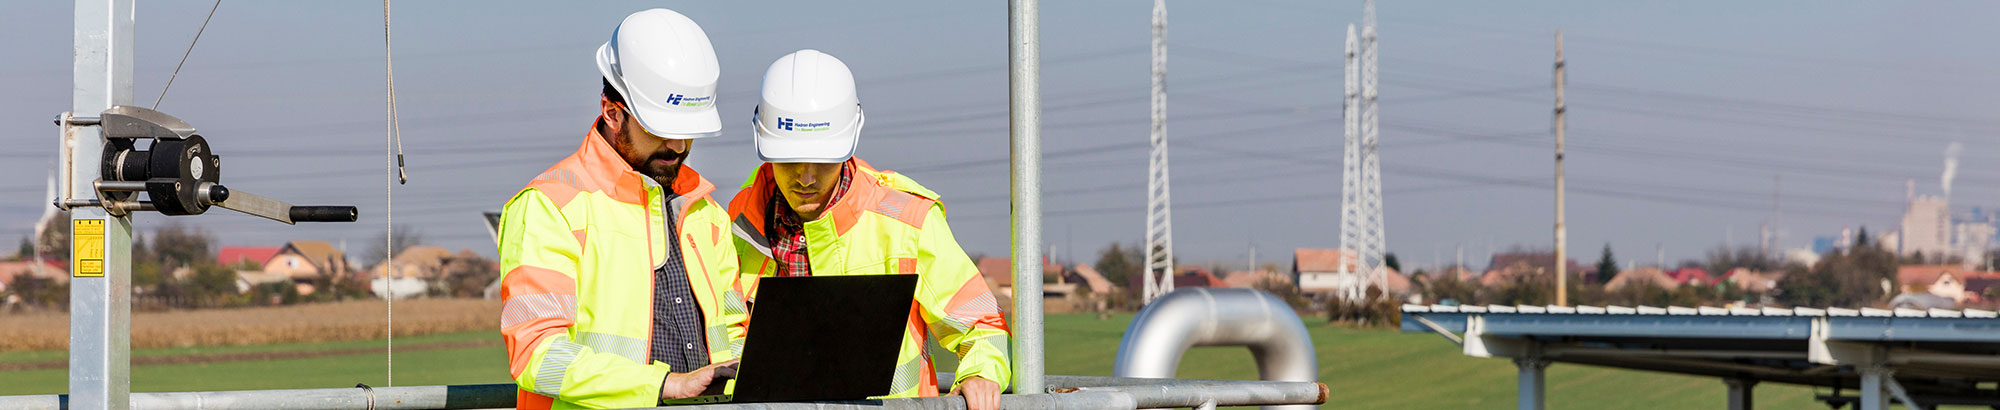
[767,166,853,277]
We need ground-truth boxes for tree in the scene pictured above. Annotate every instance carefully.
[1855,226,1871,248]
[442,250,501,298]
[1383,252,1401,272]
[365,225,425,266]
[1092,242,1142,290]
[1595,244,1618,285]
[34,211,70,262]
[1706,246,1778,277]
[1776,244,1897,307]
[14,237,31,261]
[151,221,215,268]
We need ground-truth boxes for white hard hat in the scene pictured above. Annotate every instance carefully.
[752,50,864,163]
[595,9,722,139]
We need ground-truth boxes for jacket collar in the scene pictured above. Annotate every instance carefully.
[730,158,892,239]
[580,116,715,202]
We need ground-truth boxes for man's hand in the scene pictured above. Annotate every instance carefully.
[949,376,1001,410]
[659,360,740,400]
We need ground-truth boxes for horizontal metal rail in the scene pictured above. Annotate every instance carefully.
[0,376,1327,410]
[0,384,515,410]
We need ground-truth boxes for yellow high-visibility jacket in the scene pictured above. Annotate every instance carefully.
[497,119,748,410]
[727,159,1012,398]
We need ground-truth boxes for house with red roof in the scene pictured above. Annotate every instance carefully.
[216,246,281,268]
[1668,267,1713,287]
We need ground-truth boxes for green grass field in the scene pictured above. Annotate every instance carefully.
[0,314,1835,409]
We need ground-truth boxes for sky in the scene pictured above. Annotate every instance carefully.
[3,1,1998,272]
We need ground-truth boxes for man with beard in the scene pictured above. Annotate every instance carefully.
[497,9,745,409]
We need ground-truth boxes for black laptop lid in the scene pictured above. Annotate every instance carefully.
[732,274,919,403]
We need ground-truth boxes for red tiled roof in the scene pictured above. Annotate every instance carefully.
[1293,248,1355,273]
[1223,270,1288,288]
[1896,265,1989,288]
[217,246,281,267]
[1668,267,1713,285]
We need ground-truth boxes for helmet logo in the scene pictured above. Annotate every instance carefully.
[777,117,831,132]
[665,93,713,107]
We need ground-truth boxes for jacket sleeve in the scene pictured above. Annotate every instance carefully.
[499,189,672,409]
[912,204,1014,392]
[712,217,751,359]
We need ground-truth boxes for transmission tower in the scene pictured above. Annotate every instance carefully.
[1339,0,1387,301]
[1339,25,1362,301]
[1143,0,1175,304]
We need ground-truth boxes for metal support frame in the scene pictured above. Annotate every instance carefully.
[0,378,1329,410]
[1338,0,1385,303]
[1724,378,1755,410]
[1513,355,1548,410]
[1007,0,1046,394]
[66,0,136,409]
[1141,0,1175,305]
[1858,365,1890,410]
[1112,288,1319,410]
[1337,23,1361,302]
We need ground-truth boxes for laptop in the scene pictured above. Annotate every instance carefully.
[666,274,919,405]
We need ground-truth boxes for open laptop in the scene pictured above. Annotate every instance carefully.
[666,274,919,405]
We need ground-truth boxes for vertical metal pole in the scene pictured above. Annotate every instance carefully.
[1552,30,1567,307]
[1514,357,1546,410]
[69,0,136,409]
[1859,366,1888,410]
[1008,0,1046,395]
[1724,378,1756,410]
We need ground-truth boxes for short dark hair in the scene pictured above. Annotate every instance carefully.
[601,78,626,105]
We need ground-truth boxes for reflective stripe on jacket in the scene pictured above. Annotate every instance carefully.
[727,158,1012,398]
[498,119,747,409]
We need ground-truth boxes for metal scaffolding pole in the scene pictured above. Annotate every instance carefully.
[65,0,136,409]
[1008,0,1046,394]
[0,378,1329,410]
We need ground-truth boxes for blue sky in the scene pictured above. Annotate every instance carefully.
[4,1,1998,271]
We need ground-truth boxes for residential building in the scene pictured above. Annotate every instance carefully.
[1897,265,1997,303]
[264,240,351,281]
[1605,267,1676,292]
[1292,248,1357,298]
[216,246,280,269]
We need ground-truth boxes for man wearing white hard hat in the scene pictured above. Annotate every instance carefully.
[497,9,746,409]
[727,50,1012,410]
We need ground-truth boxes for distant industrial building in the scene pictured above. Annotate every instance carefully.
[1900,195,1952,258]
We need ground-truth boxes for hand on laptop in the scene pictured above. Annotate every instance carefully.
[950,376,1001,410]
[660,359,741,400]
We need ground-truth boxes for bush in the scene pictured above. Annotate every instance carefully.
[1326,286,1402,328]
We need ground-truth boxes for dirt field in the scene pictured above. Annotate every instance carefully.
[0,298,498,351]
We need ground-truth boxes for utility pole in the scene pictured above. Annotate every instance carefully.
[1552,30,1568,307]
[1771,175,1781,257]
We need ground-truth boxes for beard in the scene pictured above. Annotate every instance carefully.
[637,148,687,185]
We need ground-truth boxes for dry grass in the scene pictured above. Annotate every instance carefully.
[0,299,498,351]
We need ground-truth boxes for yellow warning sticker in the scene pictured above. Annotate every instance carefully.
[74,219,104,277]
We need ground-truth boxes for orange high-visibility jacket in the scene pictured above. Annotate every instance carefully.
[727,159,1012,398]
[497,120,747,409]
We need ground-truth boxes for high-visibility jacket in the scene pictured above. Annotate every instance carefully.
[497,119,748,410]
[727,159,1012,398]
